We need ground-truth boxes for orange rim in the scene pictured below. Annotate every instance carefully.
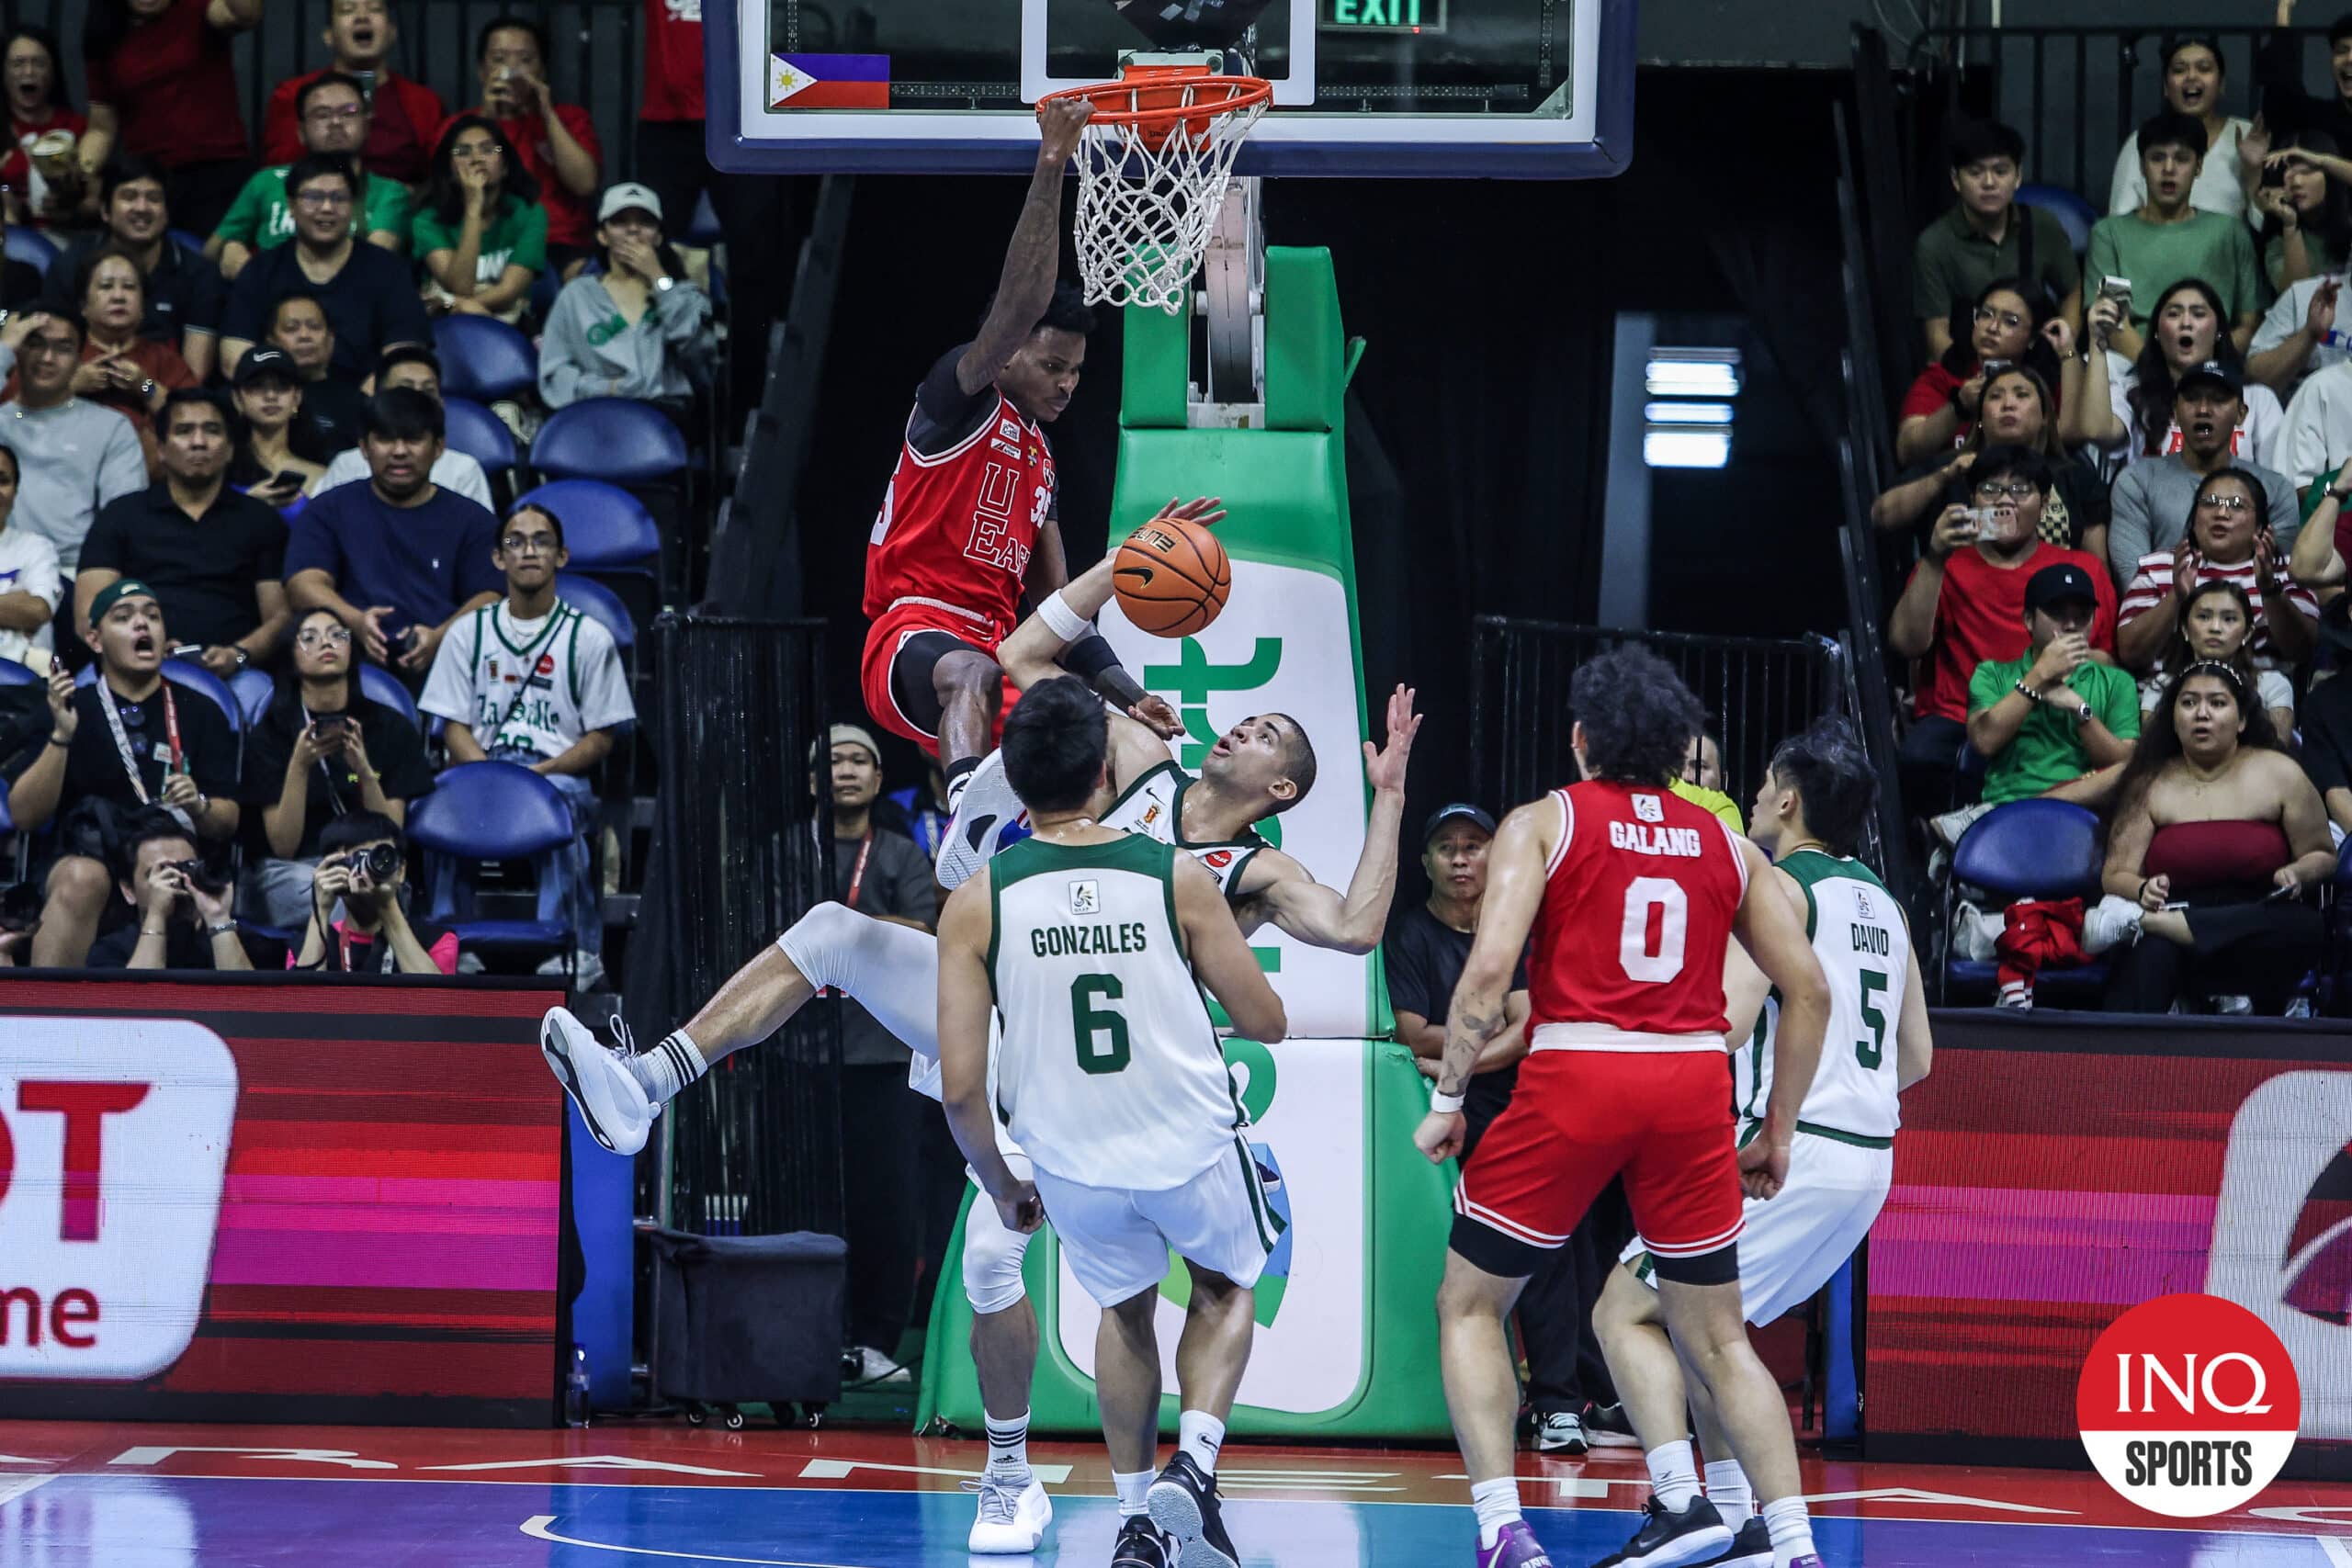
[1039,64,1272,135]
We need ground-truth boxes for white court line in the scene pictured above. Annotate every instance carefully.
[0,1475,55,1509]
[520,1514,868,1566]
[2316,1535,2352,1568]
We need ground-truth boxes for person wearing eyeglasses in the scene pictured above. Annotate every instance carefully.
[2119,466,2320,674]
[2108,358,2303,583]
[1894,276,2066,466]
[209,73,413,282]
[257,0,447,186]
[217,152,430,384]
[420,501,633,988]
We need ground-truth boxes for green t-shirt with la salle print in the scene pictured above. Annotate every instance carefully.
[410,195,548,287]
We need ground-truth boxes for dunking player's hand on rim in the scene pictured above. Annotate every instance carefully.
[1121,496,1228,738]
[1037,95,1094,166]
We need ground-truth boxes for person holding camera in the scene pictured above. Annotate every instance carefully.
[288,808,456,974]
[237,605,436,929]
[85,807,251,969]
[0,578,239,966]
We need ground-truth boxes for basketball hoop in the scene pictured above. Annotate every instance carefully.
[1042,63,1271,314]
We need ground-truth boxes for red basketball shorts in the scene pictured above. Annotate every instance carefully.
[1452,1047,1743,1282]
[859,602,1009,757]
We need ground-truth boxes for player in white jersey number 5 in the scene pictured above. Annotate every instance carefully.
[1594,718,1934,1568]
[939,676,1290,1568]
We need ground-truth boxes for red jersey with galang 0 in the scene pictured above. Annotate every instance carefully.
[864,393,1055,643]
[1529,780,1749,1043]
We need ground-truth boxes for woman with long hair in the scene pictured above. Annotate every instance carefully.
[413,114,546,321]
[2253,128,2352,289]
[2097,662,2332,1012]
[236,606,435,930]
[0,26,87,227]
[2145,577,2299,735]
[78,0,257,235]
[1897,276,2065,465]
[1874,362,2109,558]
[538,184,714,422]
[2065,276,2284,464]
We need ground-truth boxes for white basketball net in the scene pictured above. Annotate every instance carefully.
[1067,88,1268,315]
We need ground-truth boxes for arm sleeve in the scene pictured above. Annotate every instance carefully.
[2107,468,2154,579]
[2232,224,2265,322]
[508,202,548,276]
[96,418,146,507]
[2040,210,2081,296]
[650,278,712,346]
[77,503,127,574]
[2268,468,2305,556]
[1966,659,2009,717]
[211,169,268,245]
[910,343,999,453]
[12,536,59,610]
[1898,369,1950,423]
[882,836,934,926]
[454,508,505,602]
[2086,221,2120,299]
[259,78,304,164]
[570,620,635,730]
[237,712,291,804]
[2253,282,2307,356]
[1382,921,1434,1021]
[1912,227,1951,321]
[536,283,594,408]
[253,507,288,580]
[220,261,267,344]
[2109,140,2145,216]
[2100,670,2143,738]
[417,614,479,723]
[408,208,451,257]
[279,502,336,582]
[447,456,492,509]
[368,178,414,243]
[179,250,227,335]
[378,259,434,353]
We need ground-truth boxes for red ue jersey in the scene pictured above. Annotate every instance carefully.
[1527,780,1751,1043]
[863,386,1056,642]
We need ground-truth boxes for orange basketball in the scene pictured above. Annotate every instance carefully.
[1114,518,1230,637]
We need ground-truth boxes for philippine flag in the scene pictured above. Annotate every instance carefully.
[768,53,890,109]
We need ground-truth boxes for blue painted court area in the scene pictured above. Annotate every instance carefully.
[3,1474,2343,1568]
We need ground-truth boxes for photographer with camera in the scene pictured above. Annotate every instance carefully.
[85,807,252,969]
[288,808,456,975]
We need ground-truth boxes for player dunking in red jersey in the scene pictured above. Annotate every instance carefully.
[862,96,1199,840]
[1418,647,1835,1568]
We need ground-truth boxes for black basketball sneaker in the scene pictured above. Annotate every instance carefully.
[1591,1495,1733,1568]
[1112,1514,1171,1568]
[1147,1451,1238,1568]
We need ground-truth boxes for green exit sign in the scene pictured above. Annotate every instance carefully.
[1326,0,1448,32]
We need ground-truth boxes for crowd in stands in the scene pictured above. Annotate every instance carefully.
[0,4,723,986]
[1887,20,2352,1013]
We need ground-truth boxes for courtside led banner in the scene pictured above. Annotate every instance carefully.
[0,976,567,1427]
[1865,1011,2350,1481]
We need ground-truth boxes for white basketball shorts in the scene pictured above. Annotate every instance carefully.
[1029,1137,1281,1309]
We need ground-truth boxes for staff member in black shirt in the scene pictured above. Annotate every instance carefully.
[1,578,239,966]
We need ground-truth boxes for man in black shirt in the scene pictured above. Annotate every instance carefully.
[85,808,252,970]
[42,156,229,383]
[1385,802,1630,1457]
[1,579,241,965]
[76,389,290,675]
[219,153,430,384]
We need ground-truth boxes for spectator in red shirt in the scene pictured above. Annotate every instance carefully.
[259,0,446,186]
[1889,445,2120,805]
[0,27,88,229]
[470,17,601,273]
[79,0,262,237]
[1896,276,2067,465]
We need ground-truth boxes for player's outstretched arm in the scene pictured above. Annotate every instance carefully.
[1255,684,1420,954]
[1173,855,1288,1043]
[1730,838,1832,1200]
[1894,941,1933,1092]
[956,97,1092,398]
[1414,803,1548,1164]
[935,874,1042,1233]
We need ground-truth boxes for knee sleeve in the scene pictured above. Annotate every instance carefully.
[962,1187,1035,1315]
[775,901,944,1061]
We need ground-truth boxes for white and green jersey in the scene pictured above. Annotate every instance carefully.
[1102,761,1270,900]
[1734,850,1906,1147]
[989,832,1240,1190]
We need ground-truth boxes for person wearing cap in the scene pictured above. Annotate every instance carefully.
[800,718,950,1383]
[226,344,327,513]
[211,71,414,281]
[74,388,289,677]
[219,152,431,384]
[2108,35,2256,222]
[470,16,603,271]
[419,497,631,987]
[537,183,714,419]
[312,344,493,507]
[1890,445,2120,806]
[0,307,148,575]
[2086,111,2264,361]
[0,577,239,966]
[2120,465,2320,672]
[1943,563,2142,842]
[2109,357,2302,581]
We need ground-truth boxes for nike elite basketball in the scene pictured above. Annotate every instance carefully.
[1114,517,1232,636]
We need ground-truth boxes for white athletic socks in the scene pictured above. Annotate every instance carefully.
[1177,1411,1226,1476]
[1645,1439,1701,1512]
[1761,1496,1817,1566]
[1470,1478,1523,1551]
[628,1028,708,1106]
[1704,1459,1755,1519]
[984,1410,1031,1477]
[1113,1469,1155,1518]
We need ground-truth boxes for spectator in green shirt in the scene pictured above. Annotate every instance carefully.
[1964,562,2143,814]
[209,73,410,281]
[2087,110,2266,361]
[1913,118,2083,363]
[412,113,545,323]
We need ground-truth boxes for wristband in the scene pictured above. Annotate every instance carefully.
[205,921,235,939]
[2013,679,2041,704]
[1430,1088,1466,1114]
[1036,589,1091,644]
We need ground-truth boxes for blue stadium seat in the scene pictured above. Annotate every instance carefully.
[2018,184,2098,254]
[76,658,243,735]
[514,479,660,575]
[442,396,517,477]
[530,398,690,484]
[358,662,420,728]
[230,667,274,727]
[167,230,208,260]
[432,315,537,401]
[0,659,38,689]
[4,227,57,277]
[556,570,636,652]
[1944,800,2109,1001]
[404,761,577,962]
